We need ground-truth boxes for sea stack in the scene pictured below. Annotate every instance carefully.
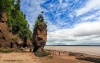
[32,13,49,57]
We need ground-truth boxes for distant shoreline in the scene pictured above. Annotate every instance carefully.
[46,45,100,46]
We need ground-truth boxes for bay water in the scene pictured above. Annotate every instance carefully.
[44,46,100,56]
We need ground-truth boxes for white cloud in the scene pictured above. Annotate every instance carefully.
[21,0,100,45]
[75,0,100,16]
[47,21,100,45]
[81,15,95,21]
[47,21,58,31]
[73,21,100,36]
[59,0,63,4]
[77,10,100,24]
[21,0,46,30]
[69,13,74,18]
[59,0,68,8]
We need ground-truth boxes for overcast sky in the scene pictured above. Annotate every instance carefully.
[21,0,100,45]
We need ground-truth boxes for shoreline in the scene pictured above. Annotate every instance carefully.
[44,46,100,56]
[45,49,100,58]
[44,49,100,63]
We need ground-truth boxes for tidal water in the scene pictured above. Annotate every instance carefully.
[44,46,100,56]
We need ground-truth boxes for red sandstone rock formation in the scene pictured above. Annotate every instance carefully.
[0,12,17,48]
[26,38,32,47]
[32,22,47,52]
[0,12,10,47]
[32,13,50,57]
[32,20,49,57]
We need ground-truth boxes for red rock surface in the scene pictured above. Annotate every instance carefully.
[32,22,47,52]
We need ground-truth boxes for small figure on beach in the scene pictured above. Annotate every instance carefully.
[59,51,60,56]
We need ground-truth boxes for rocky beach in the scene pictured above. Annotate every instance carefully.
[0,48,100,63]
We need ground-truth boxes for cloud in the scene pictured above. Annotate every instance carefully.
[59,0,62,4]
[75,0,100,16]
[73,21,100,36]
[20,0,61,31]
[80,15,95,21]
[47,21,58,31]
[20,0,100,45]
[20,0,46,30]
[47,21,100,45]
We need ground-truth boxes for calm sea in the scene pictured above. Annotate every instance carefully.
[44,46,100,56]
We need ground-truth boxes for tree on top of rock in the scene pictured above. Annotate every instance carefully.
[34,11,47,28]
[37,11,44,22]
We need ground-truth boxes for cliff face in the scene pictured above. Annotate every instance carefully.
[0,12,10,47]
[32,22,47,52]
[0,12,32,49]
[0,12,8,22]
[26,38,32,47]
[0,12,18,48]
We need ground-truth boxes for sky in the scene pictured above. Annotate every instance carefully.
[21,0,100,45]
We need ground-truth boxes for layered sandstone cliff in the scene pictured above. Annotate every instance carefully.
[0,12,32,49]
[0,12,19,48]
[0,12,11,47]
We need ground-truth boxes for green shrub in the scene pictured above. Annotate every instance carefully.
[2,48,13,53]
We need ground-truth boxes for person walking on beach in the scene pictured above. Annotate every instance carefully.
[59,51,60,56]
